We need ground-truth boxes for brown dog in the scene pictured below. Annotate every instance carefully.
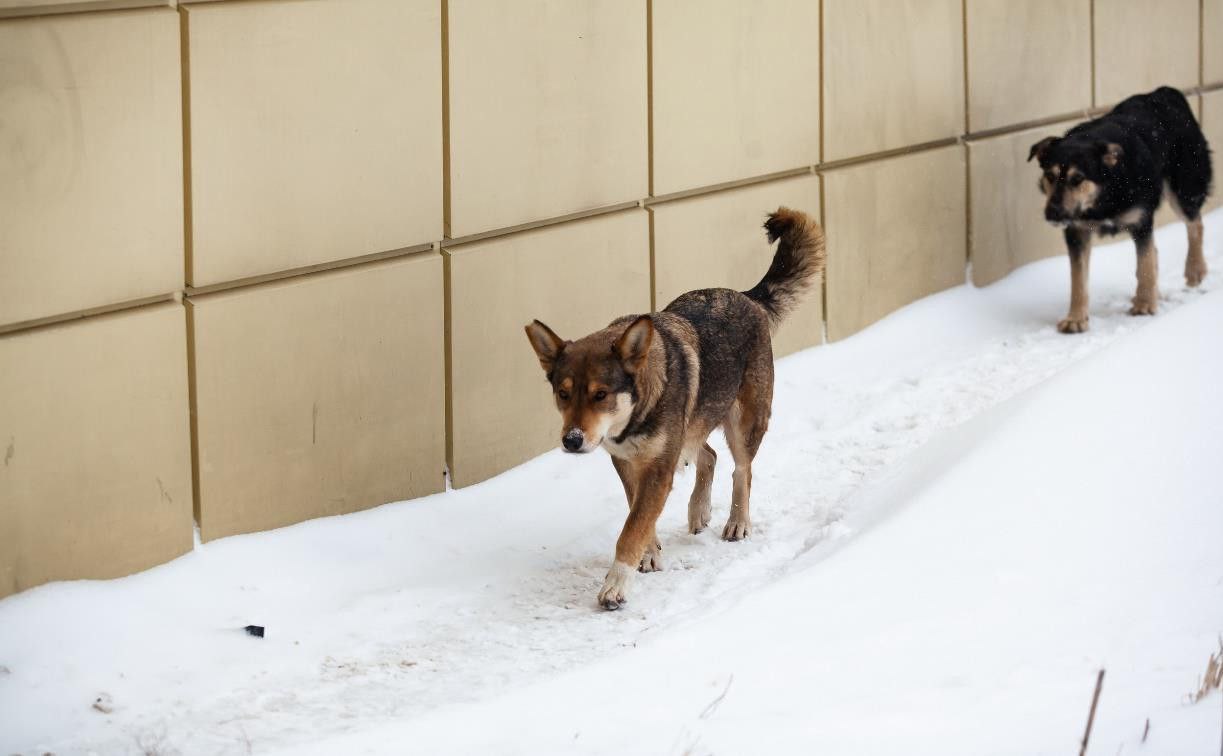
[524,208,825,609]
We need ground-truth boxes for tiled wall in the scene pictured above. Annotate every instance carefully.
[184,0,443,285]
[1,0,1219,597]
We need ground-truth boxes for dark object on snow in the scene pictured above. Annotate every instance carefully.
[244,625,265,638]
[1028,86,1213,334]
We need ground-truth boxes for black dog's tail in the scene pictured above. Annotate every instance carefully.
[744,207,826,330]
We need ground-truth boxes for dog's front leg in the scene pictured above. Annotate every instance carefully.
[598,460,675,610]
[611,456,661,573]
[1130,224,1160,315]
[1058,226,1092,333]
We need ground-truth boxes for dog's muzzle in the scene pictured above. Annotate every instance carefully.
[562,429,586,453]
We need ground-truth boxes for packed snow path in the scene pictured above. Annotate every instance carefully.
[2,213,1222,755]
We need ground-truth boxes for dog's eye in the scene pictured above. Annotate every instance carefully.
[1043,170,1054,182]
[557,389,570,401]
[1069,174,1084,186]
[593,390,607,401]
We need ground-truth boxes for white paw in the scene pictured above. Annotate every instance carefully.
[597,561,635,610]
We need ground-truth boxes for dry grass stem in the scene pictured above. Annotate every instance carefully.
[1080,669,1106,756]
[699,675,734,720]
[1191,638,1222,703]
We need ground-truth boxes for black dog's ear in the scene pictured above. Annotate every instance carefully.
[1027,136,1058,163]
[524,319,566,373]
[1101,142,1123,167]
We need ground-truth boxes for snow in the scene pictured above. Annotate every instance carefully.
[3,211,1223,755]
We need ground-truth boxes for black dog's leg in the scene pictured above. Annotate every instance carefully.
[1165,116,1211,287]
[1058,226,1093,333]
[1169,181,1208,288]
[1130,220,1160,316]
[1183,213,1207,287]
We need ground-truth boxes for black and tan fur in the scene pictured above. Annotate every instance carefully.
[1029,86,1212,333]
[525,208,825,610]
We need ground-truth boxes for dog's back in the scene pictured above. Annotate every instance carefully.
[1066,86,1211,210]
[661,209,826,429]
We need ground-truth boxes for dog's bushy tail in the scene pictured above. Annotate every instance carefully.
[744,207,826,330]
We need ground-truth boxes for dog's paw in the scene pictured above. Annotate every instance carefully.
[1185,262,1207,288]
[597,561,635,611]
[638,541,663,573]
[688,498,712,535]
[722,516,751,542]
[1129,298,1158,316]
[1057,316,1089,334]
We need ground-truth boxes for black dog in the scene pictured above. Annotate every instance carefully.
[1029,86,1212,333]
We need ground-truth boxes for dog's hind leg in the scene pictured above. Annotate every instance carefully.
[612,456,662,572]
[638,530,663,573]
[687,443,716,534]
[1169,190,1207,287]
[1130,222,1160,316]
[1058,226,1092,333]
[1184,215,1206,287]
[1165,124,1211,287]
[721,355,773,542]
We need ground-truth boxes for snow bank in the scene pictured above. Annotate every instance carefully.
[278,275,1223,756]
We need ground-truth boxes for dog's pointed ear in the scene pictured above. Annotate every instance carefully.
[1101,142,1123,167]
[524,320,565,373]
[615,316,654,374]
[1027,136,1058,163]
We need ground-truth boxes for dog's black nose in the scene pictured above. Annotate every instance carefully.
[1045,205,1065,222]
[562,431,584,452]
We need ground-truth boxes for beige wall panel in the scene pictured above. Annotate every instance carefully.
[969,121,1079,287]
[447,0,648,237]
[448,211,650,487]
[1203,91,1223,212]
[186,0,441,286]
[0,304,192,598]
[1207,0,1223,86]
[191,256,445,541]
[824,146,966,341]
[1094,0,1198,107]
[0,9,182,327]
[966,0,1091,132]
[651,0,820,195]
[651,175,823,357]
[823,0,964,161]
